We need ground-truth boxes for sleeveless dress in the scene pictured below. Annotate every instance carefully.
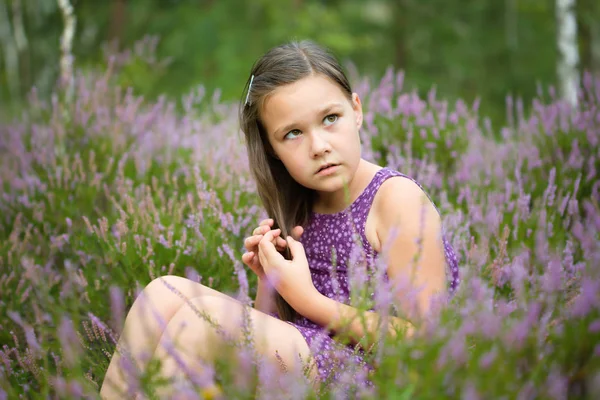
[279,168,460,385]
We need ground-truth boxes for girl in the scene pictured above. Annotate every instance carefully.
[100,40,459,398]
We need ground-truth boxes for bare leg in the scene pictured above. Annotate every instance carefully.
[151,295,318,398]
[100,275,236,399]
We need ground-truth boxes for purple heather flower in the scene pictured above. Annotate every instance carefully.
[462,382,481,400]
[570,278,600,317]
[479,347,497,370]
[541,257,564,293]
[545,367,568,400]
[110,286,125,334]
[588,320,600,333]
[58,316,81,367]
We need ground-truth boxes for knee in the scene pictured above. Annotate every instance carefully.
[145,275,181,295]
[143,275,205,304]
[135,275,192,318]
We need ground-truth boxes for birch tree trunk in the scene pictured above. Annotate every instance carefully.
[58,0,76,99]
[556,0,580,107]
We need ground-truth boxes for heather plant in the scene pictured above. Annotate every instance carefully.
[1,42,599,399]
[361,67,475,193]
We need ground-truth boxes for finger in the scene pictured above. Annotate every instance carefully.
[287,236,307,263]
[266,229,281,249]
[275,236,287,248]
[251,254,262,270]
[244,234,263,251]
[291,226,304,240]
[244,236,253,250]
[254,223,276,235]
[242,251,254,265]
[246,253,265,278]
[254,219,275,235]
[259,230,277,259]
[243,253,261,275]
[257,241,268,268]
[259,229,273,245]
[259,218,274,227]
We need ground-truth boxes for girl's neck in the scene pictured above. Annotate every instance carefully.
[312,159,381,214]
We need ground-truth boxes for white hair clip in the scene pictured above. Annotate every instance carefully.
[245,74,255,106]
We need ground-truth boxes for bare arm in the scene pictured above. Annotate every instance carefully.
[290,178,446,349]
[298,294,414,349]
[254,279,277,315]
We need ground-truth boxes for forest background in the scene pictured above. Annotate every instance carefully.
[1,0,599,126]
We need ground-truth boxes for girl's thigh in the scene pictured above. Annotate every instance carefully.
[143,275,235,303]
[118,275,238,355]
[131,275,235,324]
[160,295,316,380]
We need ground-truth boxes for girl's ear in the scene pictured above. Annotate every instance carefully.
[352,93,363,130]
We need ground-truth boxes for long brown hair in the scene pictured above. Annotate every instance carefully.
[238,40,354,322]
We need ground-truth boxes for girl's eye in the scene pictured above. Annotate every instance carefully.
[283,115,338,140]
[284,129,301,140]
[324,114,338,126]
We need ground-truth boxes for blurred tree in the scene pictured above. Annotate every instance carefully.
[0,0,20,102]
[108,0,126,43]
[0,0,61,118]
[556,0,580,107]
[578,0,600,75]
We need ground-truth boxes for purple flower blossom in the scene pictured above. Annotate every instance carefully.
[1,40,600,399]
[589,319,600,333]
[462,382,481,400]
[545,367,568,400]
[570,278,600,317]
[110,286,125,334]
[58,317,81,367]
[479,347,497,370]
[541,257,564,293]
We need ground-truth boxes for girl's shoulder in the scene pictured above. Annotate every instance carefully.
[370,168,442,246]
[372,169,433,216]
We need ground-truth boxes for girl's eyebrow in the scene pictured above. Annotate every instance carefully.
[273,102,344,137]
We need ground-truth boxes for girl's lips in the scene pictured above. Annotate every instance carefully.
[316,164,339,176]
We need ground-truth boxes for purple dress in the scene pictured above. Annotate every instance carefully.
[281,168,460,385]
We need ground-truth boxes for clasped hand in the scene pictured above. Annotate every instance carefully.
[241,219,317,308]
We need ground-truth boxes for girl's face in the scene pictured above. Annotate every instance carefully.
[261,74,363,197]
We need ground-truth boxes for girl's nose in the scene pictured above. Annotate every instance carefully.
[309,130,332,158]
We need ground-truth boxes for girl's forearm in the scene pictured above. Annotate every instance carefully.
[254,279,277,315]
[299,293,414,349]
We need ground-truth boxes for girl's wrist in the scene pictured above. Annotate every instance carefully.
[257,277,275,296]
[257,277,269,287]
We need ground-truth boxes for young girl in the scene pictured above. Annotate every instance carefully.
[100,40,459,398]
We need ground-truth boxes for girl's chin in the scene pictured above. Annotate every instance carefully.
[313,180,347,194]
